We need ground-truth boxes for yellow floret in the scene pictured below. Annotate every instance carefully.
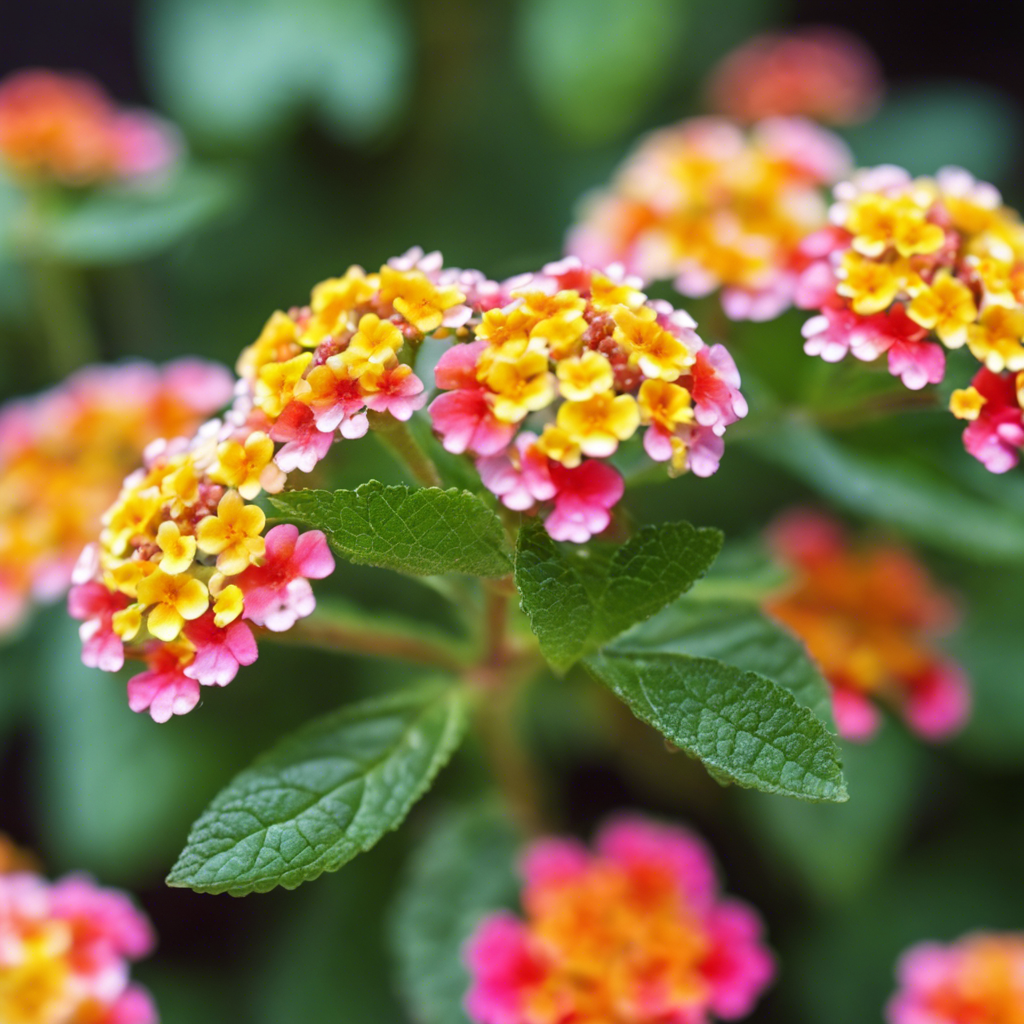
[156,521,197,575]
[556,351,615,402]
[210,431,275,501]
[196,490,267,576]
[136,569,209,642]
[255,352,313,420]
[556,391,640,457]
[379,266,465,334]
[949,387,986,421]
[611,307,693,381]
[906,271,978,349]
[480,350,555,423]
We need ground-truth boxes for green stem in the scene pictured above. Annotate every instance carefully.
[29,258,100,375]
[266,605,471,673]
[367,410,443,488]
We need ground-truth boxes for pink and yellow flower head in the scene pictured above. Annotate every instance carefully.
[464,815,775,1024]
[566,117,851,321]
[798,165,1024,471]
[0,69,179,185]
[705,28,884,126]
[0,360,232,636]
[764,510,971,743]
[432,258,746,543]
[72,251,743,719]
[0,866,157,1024]
[888,932,1024,1024]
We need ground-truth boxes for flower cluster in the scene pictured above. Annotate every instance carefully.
[705,28,883,125]
[797,165,1024,471]
[0,867,157,1024]
[0,360,233,636]
[464,816,774,1024]
[764,510,971,743]
[567,117,851,321]
[73,251,743,720]
[888,932,1024,1024]
[430,257,747,542]
[0,69,179,186]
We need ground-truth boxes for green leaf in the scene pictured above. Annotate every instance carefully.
[750,421,1024,562]
[271,482,511,578]
[390,806,520,1024]
[516,0,687,144]
[37,167,236,265]
[514,519,722,670]
[585,651,847,802]
[167,683,470,895]
[610,599,833,726]
[146,0,412,149]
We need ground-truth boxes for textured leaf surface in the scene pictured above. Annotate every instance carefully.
[167,683,469,895]
[611,599,833,725]
[391,807,520,1024]
[514,519,722,670]
[271,483,510,577]
[752,422,1024,562]
[586,652,846,802]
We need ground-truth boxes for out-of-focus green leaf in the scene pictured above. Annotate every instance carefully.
[843,83,1021,182]
[610,599,833,725]
[689,538,790,602]
[271,483,511,578]
[586,651,847,801]
[514,519,722,671]
[252,840,406,1024]
[34,613,222,881]
[516,0,687,144]
[33,167,236,265]
[390,806,520,1024]
[167,682,469,895]
[743,724,925,903]
[750,421,1024,562]
[146,0,412,148]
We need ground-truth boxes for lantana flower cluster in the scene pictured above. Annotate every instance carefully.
[0,69,179,186]
[567,116,851,321]
[0,360,233,635]
[464,816,774,1024]
[888,932,1024,1024]
[797,165,1024,472]
[0,866,157,1024]
[705,27,883,126]
[765,510,971,743]
[71,251,745,720]
[430,257,747,542]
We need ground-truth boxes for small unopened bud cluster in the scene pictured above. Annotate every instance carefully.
[797,165,1024,472]
[567,116,851,321]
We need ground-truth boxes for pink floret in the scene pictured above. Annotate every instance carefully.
[50,874,156,961]
[270,401,335,474]
[703,902,777,1020]
[477,432,557,511]
[545,460,624,543]
[463,912,544,1024]
[902,662,971,741]
[127,647,201,723]
[831,686,882,742]
[183,613,259,687]
[69,581,128,673]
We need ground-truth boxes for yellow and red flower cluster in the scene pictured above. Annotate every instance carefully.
[465,816,774,1024]
[72,250,744,721]
[432,257,747,542]
[0,360,232,636]
[765,510,970,743]
[889,932,1024,1024]
[567,117,850,321]
[0,69,178,185]
[798,165,1024,472]
[0,845,157,1024]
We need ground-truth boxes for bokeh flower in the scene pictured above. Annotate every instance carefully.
[797,165,1024,471]
[705,28,883,125]
[888,932,1024,1024]
[764,510,971,742]
[0,68,179,185]
[0,359,232,636]
[464,815,775,1024]
[567,117,850,321]
[73,251,743,719]
[0,864,157,1023]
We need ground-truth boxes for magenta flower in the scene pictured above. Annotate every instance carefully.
[183,613,259,687]
[545,460,625,543]
[270,401,335,474]
[428,341,516,456]
[68,581,128,673]
[238,524,335,632]
[477,432,557,511]
[362,365,427,421]
[127,643,201,723]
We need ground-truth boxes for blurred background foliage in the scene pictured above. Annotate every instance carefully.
[1,0,1023,1022]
